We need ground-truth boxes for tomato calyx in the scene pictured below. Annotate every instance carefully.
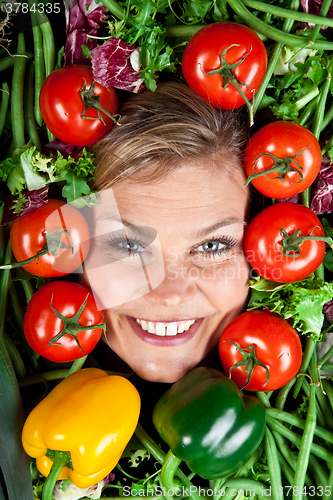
[0,228,73,270]
[47,292,106,355]
[244,146,309,187]
[224,340,270,389]
[81,80,120,126]
[280,227,333,258]
[200,44,254,124]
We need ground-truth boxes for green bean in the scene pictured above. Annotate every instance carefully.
[0,82,9,137]
[99,0,135,27]
[266,416,333,463]
[266,408,333,444]
[0,52,32,72]
[309,353,333,432]
[36,12,55,78]
[308,454,329,490]
[242,0,333,28]
[3,332,26,378]
[327,460,333,500]
[270,426,298,472]
[35,12,55,142]
[302,377,327,429]
[299,94,321,127]
[227,0,333,50]
[24,62,42,150]
[293,336,316,399]
[311,57,333,141]
[253,0,300,116]
[275,377,296,410]
[321,101,333,133]
[309,0,333,43]
[29,3,45,127]
[223,478,273,499]
[322,364,333,371]
[8,278,39,372]
[66,356,88,377]
[265,426,284,500]
[11,33,27,150]
[256,391,272,407]
[19,278,35,304]
[292,383,317,499]
[234,442,264,478]
[323,380,333,415]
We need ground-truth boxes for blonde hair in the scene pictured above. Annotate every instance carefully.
[89,81,248,190]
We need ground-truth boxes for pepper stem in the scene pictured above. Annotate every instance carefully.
[244,147,309,187]
[225,341,270,389]
[48,292,106,355]
[0,228,73,270]
[200,44,254,126]
[42,450,71,500]
[280,226,333,257]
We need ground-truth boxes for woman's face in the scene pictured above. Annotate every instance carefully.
[82,163,250,382]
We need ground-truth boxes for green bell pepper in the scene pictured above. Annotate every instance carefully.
[153,366,266,480]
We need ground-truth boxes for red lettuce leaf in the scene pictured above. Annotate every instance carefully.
[43,141,83,160]
[64,0,107,65]
[311,151,333,214]
[2,186,49,225]
[91,38,146,93]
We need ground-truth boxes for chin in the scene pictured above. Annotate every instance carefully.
[134,364,190,384]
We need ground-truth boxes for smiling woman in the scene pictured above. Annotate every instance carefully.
[82,81,251,383]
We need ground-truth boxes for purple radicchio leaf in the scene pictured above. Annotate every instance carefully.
[43,141,83,160]
[276,194,300,204]
[323,299,333,322]
[310,151,333,214]
[300,0,333,28]
[64,0,108,65]
[2,186,49,225]
[91,38,146,93]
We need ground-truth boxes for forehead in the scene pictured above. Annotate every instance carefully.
[92,163,249,229]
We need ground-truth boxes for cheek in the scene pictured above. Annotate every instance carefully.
[197,253,250,309]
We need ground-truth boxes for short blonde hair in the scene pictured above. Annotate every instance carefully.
[89,81,248,190]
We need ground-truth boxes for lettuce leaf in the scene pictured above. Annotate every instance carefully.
[247,274,333,338]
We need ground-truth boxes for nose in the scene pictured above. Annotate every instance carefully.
[143,259,196,308]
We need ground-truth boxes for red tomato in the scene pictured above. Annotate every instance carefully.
[244,202,326,283]
[182,22,267,109]
[10,199,90,277]
[244,121,322,199]
[219,310,302,391]
[39,64,119,146]
[23,281,104,362]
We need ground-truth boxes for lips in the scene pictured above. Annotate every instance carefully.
[127,316,204,346]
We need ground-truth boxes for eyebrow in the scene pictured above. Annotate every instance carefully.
[192,218,247,240]
[97,217,156,239]
[97,217,246,240]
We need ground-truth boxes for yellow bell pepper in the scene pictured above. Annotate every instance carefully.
[22,367,140,498]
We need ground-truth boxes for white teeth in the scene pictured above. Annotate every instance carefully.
[155,323,165,336]
[167,323,178,336]
[147,322,155,334]
[136,319,196,336]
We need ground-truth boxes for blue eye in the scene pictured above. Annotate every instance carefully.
[105,235,147,256]
[193,236,237,258]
